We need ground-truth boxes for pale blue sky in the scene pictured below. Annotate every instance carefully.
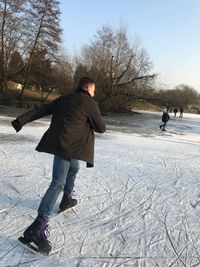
[60,0,200,90]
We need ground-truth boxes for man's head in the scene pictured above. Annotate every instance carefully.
[78,77,95,97]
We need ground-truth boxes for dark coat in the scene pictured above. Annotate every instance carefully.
[162,112,170,123]
[17,90,106,167]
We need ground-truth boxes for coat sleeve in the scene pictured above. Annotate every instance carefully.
[16,97,60,126]
[89,101,106,133]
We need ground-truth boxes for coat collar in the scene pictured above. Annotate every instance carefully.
[77,87,91,97]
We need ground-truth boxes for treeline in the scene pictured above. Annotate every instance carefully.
[151,84,200,108]
[0,0,199,112]
[135,84,200,111]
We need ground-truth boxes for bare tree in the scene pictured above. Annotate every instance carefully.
[76,24,156,110]
[174,84,199,107]
[0,0,27,97]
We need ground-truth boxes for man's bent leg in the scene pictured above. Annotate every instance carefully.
[59,159,80,212]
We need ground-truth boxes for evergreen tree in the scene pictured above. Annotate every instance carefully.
[19,0,62,99]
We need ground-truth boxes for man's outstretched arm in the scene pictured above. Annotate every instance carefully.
[11,98,60,132]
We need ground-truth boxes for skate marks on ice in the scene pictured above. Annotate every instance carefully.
[2,155,200,265]
[79,140,200,266]
[52,155,200,265]
[1,113,200,266]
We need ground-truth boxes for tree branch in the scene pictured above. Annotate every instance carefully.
[114,54,135,81]
[117,74,156,87]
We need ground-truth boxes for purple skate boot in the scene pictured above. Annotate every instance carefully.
[18,216,52,255]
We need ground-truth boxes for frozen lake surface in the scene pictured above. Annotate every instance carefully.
[1,106,200,266]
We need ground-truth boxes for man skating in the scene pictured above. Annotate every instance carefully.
[179,106,184,118]
[11,77,106,254]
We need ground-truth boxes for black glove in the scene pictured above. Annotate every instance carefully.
[11,119,22,132]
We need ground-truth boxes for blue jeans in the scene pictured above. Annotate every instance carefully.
[38,156,80,219]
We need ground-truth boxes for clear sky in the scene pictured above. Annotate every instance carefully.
[60,0,200,91]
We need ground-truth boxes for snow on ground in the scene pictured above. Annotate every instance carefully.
[1,107,200,267]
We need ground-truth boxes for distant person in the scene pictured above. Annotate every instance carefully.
[166,104,170,112]
[173,107,178,117]
[159,109,170,131]
[179,106,184,118]
[11,77,106,255]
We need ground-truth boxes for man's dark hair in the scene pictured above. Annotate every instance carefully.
[78,77,95,90]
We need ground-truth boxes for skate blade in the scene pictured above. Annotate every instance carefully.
[58,207,76,214]
[18,236,49,256]
[58,203,77,214]
[58,207,73,214]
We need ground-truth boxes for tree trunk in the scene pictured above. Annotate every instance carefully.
[1,1,8,98]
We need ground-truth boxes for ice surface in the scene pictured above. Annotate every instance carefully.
[1,107,200,266]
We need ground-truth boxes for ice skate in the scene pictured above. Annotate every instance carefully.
[18,216,52,256]
[58,193,77,213]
